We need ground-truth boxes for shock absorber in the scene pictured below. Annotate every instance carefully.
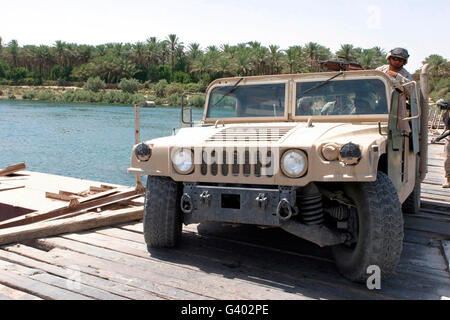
[297,183,324,225]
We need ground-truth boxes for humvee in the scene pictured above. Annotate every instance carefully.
[129,65,430,283]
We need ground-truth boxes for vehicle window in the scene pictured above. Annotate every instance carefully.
[207,84,286,118]
[295,79,388,116]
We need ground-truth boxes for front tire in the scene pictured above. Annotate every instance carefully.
[143,176,183,248]
[332,172,404,283]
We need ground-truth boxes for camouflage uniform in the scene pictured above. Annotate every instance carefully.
[443,110,450,180]
[321,97,354,115]
[376,65,413,85]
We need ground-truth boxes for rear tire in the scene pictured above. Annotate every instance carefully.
[143,176,183,248]
[332,172,404,283]
[402,183,421,214]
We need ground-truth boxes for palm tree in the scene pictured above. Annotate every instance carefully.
[206,45,220,71]
[191,53,211,79]
[8,39,19,67]
[234,49,251,76]
[423,54,447,77]
[217,57,234,77]
[359,49,376,69]
[55,40,67,67]
[304,42,320,71]
[268,45,282,74]
[166,34,183,77]
[336,44,355,61]
[247,41,268,75]
[283,46,302,74]
[132,42,146,66]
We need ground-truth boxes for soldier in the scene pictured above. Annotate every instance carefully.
[376,48,413,84]
[431,99,450,188]
[296,96,314,115]
[321,95,354,115]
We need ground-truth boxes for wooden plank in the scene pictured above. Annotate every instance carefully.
[178,221,448,297]
[100,184,116,190]
[45,191,78,202]
[0,185,25,192]
[0,257,125,300]
[62,229,419,299]
[25,239,217,300]
[405,216,450,236]
[442,241,450,272]
[0,163,26,176]
[0,245,162,300]
[0,260,91,300]
[0,282,41,300]
[0,207,143,246]
[403,229,443,248]
[117,225,450,299]
[0,188,141,229]
[40,234,332,300]
[89,186,112,193]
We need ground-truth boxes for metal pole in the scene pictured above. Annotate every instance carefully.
[134,104,145,192]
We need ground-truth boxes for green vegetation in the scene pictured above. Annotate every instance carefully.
[119,78,140,93]
[0,35,448,105]
[84,76,106,92]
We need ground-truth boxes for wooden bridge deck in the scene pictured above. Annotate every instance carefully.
[0,144,448,300]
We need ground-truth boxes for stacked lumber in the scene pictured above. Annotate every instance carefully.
[0,164,145,246]
[0,163,26,177]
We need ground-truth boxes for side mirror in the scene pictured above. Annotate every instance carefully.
[180,92,204,127]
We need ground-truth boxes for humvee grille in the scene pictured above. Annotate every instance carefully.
[200,149,274,178]
[206,125,296,143]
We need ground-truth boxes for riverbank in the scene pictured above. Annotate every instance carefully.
[0,84,206,107]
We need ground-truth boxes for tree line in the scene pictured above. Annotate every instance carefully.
[0,34,448,101]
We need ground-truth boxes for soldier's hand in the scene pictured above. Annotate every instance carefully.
[386,70,398,78]
[431,138,436,144]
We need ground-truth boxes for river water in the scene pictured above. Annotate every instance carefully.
[0,100,203,186]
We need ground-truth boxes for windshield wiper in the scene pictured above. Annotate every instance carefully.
[302,71,344,95]
[213,77,244,106]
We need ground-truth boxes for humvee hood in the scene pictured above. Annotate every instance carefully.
[148,122,385,149]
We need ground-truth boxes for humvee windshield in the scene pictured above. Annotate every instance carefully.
[295,79,388,116]
[206,83,285,118]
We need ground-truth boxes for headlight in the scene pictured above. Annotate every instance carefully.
[281,149,307,178]
[135,143,152,162]
[339,142,361,165]
[172,148,194,174]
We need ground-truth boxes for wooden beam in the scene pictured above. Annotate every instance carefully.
[0,163,26,176]
[0,188,142,229]
[100,184,116,190]
[0,185,25,192]
[0,207,143,246]
[45,192,78,202]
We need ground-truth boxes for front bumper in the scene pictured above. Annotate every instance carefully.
[181,183,296,226]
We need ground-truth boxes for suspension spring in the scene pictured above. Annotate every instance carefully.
[297,192,324,225]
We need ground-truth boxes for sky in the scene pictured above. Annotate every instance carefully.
[1,0,449,72]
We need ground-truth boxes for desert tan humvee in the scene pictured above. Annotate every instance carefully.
[129,66,430,282]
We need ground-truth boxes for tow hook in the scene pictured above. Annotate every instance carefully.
[180,193,193,214]
[277,198,294,221]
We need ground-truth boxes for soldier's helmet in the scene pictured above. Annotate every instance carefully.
[386,48,410,64]
[436,99,449,110]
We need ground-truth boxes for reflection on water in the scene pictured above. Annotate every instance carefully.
[0,100,203,186]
